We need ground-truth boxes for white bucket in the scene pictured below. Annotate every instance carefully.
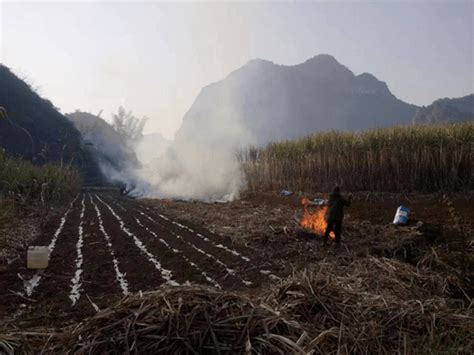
[27,246,49,269]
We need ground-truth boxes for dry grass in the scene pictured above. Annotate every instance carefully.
[13,287,314,354]
[0,149,80,265]
[0,148,80,220]
[415,194,474,301]
[0,149,80,205]
[4,258,472,354]
[268,258,473,354]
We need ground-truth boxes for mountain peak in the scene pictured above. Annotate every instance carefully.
[246,54,343,70]
[303,53,339,64]
[354,72,391,96]
[180,53,418,145]
[294,54,354,82]
[246,58,275,66]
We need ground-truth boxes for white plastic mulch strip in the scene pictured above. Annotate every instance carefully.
[134,218,178,253]
[69,194,86,305]
[21,272,43,297]
[48,194,80,255]
[95,194,179,287]
[135,217,222,289]
[138,210,253,287]
[140,205,281,285]
[23,194,80,297]
[114,202,127,212]
[90,195,129,295]
[141,206,251,263]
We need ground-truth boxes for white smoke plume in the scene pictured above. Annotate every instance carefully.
[129,111,252,202]
[76,86,254,202]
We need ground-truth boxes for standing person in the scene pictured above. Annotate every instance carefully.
[119,186,128,196]
[324,186,352,245]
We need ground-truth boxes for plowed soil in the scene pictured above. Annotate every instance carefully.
[143,191,473,280]
[1,190,472,329]
[0,192,281,327]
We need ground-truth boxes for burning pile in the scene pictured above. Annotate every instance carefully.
[300,198,334,238]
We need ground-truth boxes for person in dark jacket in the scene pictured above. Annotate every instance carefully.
[119,186,128,196]
[324,186,352,245]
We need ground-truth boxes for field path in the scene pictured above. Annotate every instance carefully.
[0,192,280,321]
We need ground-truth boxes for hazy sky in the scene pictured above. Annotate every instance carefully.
[1,1,472,138]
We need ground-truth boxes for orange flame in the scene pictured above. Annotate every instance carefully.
[300,198,334,239]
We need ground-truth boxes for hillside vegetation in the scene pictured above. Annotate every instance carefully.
[414,94,474,123]
[241,123,473,193]
[0,65,81,163]
[0,149,80,223]
[0,65,101,183]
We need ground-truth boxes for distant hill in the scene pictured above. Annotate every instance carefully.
[0,65,101,183]
[177,54,419,145]
[66,111,140,185]
[413,94,474,123]
[0,65,81,162]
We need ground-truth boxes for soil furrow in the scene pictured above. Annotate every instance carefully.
[144,204,252,263]
[133,215,221,288]
[110,199,255,289]
[0,196,79,318]
[118,199,246,264]
[90,196,129,295]
[136,209,255,289]
[130,200,266,268]
[139,202,255,257]
[31,195,85,313]
[93,194,173,290]
[1,191,281,321]
[99,195,215,287]
[118,199,279,288]
[76,194,124,311]
[103,196,246,289]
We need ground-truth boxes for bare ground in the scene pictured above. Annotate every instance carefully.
[0,192,282,328]
[0,190,472,352]
[142,191,474,274]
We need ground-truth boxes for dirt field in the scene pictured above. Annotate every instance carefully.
[2,191,472,325]
[0,190,472,352]
[0,192,282,327]
[143,191,473,275]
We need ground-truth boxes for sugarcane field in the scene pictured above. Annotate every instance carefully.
[1,2,474,354]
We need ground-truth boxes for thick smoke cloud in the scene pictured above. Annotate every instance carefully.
[129,110,252,202]
[74,86,255,202]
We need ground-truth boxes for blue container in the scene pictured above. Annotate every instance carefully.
[393,205,410,225]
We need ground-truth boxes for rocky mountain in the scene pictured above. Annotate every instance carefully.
[0,65,81,162]
[0,65,101,183]
[177,54,419,145]
[413,94,474,123]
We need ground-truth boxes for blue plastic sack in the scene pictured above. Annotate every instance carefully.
[393,206,410,225]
